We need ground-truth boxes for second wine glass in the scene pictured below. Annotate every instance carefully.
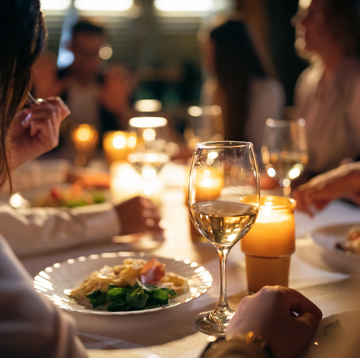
[188,141,260,335]
[261,118,308,197]
[127,117,170,196]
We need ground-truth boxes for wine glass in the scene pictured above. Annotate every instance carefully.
[127,117,170,196]
[188,141,260,335]
[261,118,308,197]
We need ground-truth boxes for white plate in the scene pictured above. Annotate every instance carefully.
[304,309,360,357]
[33,252,213,315]
[309,223,360,274]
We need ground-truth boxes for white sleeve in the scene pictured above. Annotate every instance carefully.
[0,203,121,256]
[0,236,88,358]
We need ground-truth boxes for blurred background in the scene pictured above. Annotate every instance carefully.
[40,0,307,137]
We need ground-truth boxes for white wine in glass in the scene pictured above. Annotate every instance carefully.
[261,118,308,197]
[188,141,260,335]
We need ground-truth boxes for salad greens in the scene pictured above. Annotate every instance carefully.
[86,282,177,311]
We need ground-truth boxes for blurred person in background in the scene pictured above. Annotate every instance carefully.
[200,20,285,152]
[33,20,137,139]
[293,0,360,179]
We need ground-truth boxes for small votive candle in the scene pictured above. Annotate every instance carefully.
[71,124,99,166]
[103,131,137,164]
[241,195,296,293]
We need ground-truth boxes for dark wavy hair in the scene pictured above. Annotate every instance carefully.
[210,20,266,141]
[322,0,360,56]
[0,0,46,189]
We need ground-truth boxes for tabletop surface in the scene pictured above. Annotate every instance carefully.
[18,163,360,358]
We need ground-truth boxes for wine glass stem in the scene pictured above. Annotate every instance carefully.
[217,247,230,311]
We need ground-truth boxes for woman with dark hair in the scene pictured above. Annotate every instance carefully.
[0,1,88,356]
[201,20,285,151]
[293,0,360,177]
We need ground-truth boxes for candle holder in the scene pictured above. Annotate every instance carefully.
[241,195,296,294]
[71,124,99,166]
[103,131,137,164]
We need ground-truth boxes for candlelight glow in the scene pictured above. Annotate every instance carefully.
[113,135,126,149]
[208,152,218,159]
[76,125,94,142]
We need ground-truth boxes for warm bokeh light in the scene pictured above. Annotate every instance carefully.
[134,100,162,113]
[188,106,203,117]
[298,0,311,9]
[99,45,113,60]
[155,0,214,12]
[76,125,94,142]
[75,0,133,11]
[41,0,71,10]
[129,117,167,128]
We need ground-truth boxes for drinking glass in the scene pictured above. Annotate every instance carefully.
[188,141,260,335]
[127,117,170,196]
[261,118,308,197]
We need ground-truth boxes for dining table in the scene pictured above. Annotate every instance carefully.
[16,160,360,358]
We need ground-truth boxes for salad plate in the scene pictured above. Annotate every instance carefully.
[309,223,360,274]
[33,251,213,315]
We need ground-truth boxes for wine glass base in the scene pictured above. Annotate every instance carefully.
[194,308,235,336]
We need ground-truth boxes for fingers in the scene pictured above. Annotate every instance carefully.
[284,287,323,322]
[115,196,163,236]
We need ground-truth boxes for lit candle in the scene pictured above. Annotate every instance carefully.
[71,124,99,166]
[241,195,296,293]
[103,131,137,164]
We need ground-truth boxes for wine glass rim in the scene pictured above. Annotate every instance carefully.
[195,141,254,149]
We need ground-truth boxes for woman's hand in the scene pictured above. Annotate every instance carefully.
[292,162,360,216]
[227,286,322,358]
[114,196,163,236]
[9,97,70,169]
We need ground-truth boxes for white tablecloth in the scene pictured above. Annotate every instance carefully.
[19,163,360,358]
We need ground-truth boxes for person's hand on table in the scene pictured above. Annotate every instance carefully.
[292,162,360,216]
[9,97,70,169]
[114,196,163,236]
[227,286,322,358]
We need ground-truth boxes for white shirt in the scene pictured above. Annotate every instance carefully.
[0,203,120,256]
[295,57,360,174]
[0,235,88,357]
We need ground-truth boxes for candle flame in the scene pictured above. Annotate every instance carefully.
[113,135,126,149]
[76,125,93,141]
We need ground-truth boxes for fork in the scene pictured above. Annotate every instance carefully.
[27,93,41,105]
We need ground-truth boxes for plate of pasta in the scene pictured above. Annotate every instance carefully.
[33,251,213,315]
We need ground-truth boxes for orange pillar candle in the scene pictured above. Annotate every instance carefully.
[241,195,296,293]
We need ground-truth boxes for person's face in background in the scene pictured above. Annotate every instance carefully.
[293,0,333,58]
[70,32,104,81]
